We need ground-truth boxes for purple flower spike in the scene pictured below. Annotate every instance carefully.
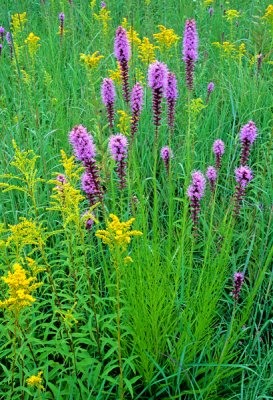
[6,32,12,59]
[209,7,214,17]
[233,165,253,216]
[69,125,96,164]
[0,26,5,42]
[101,78,116,131]
[0,44,2,56]
[148,60,168,137]
[160,146,173,174]
[206,166,217,192]
[56,174,67,193]
[59,13,65,40]
[69,125,103,204]
[213,139,225,169]
[187,171,206,233]
[109,134,128,189]
[101,1,106,7]
[206,82,215,103]
[239,121,258,165]
[59,13,65,22]
[182,19,198,91]
[232,272,244,301]
[131,82,144,138]
[82,210,95,231]
[114,26,131,102]
[166,72,178,133]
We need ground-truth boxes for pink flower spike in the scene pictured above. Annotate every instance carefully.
[182,19,198,91]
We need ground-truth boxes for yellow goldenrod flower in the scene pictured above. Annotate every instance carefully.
[127,26,141,45]
[80,51,104,69]
[108,62,122,85]
[236,42,246,61]
[25,257,46,277]
[153,25,180,51]
[225,9,240,22]
[187,98,207,115]
[11,12,27,35]
[21,69,31,85]
[121,18,128,29]
[138,37,158,64]
[117,110,132,135]
[6,218,45,252]
[96,214,142,253]
[26,371,44,391]
[94,7,111,34]
[204,0,214,5]
[262,4,273,22]
[25,32,41,57]
[135,68,145,85]
[90,0,96,9]
[213,41,236,57]
[0,263,42,313]
[56,303,78,328]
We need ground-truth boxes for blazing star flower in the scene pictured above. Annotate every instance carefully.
[114,26,131,102]
[239,121,258,165]
[233,165,253,216]
[101,78,116,131]
[187,170,206,233]
[206,82,215,103]
[0,26,5,41]
[148,60,168,137]
[182,19,198,91]
[130,82,144,137]
[206,166,217,192]
[109,134,128,189]
[160,146,173,174]
[213,139,225,169]
[166,72,178,132]
[232,272,244,300]
[69,125,96,164]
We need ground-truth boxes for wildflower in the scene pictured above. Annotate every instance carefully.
[0,26,5,41]
[209,7,214,17]
[96,214,142,253]
[206,81,215,103]
[0,44,2,56]
[94,6,111,34]
[212,41,236,57]
[225,9,240,22]
[126,26,141,45]
[0,263,42,313]
[114,26,131,102]
[69,125,102,204]
[82,210,96,230]
[153,25,180,51]
[165,72,178,132]
[130,82,144,137]
[262,4,273,23]
[239,121,257,165]
[232,272,244,300]
[257,53,263,75]
[160,146,173,174]
[213,139,225,169]
[11,12,27,35]
[90,0,96,9]
[148,60,168,137]
[101,1,106,7]
[182,19,198,91]
[204,0,214,5]
[58,12,65,39]
[117,110,132,135]
[6,218,45,252]
[237,43,246,62]
[109,134,128,189]
[187,98,206,115]
[138,37,158,64]
[26,371,44,391]
[6,32,13,59]
[206,166,217,192]
[69,124,96,164]
[233,165,253,216]
[187,171,206,233]
[108,62,122,85]
[101,78,116,131]
[80,51,104,69]
[25,32,41,58]
[56,174,67,193]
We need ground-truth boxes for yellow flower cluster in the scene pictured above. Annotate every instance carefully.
[21,69,31,85]
[262,5,273,22]
[225,9,241,22]
[117,110,132,135]
[94,7,112,34]
[122,19,141,45]
[204,0,214,5]
[0,263,42,313]
[96,214,142,253]
[6,218,45,253]
[11,12,27,34]
[25,32,41,57]
[138,37,158,64]
[26,371,44,391]
[108,62,122,84]
[213,41,246,60]
[80,51,104,69]
[187,98,207,115]
[153,25,180,51]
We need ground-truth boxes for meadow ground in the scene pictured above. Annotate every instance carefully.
[0,0,273,399]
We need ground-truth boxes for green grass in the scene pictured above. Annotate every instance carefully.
[0,0,273,399]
